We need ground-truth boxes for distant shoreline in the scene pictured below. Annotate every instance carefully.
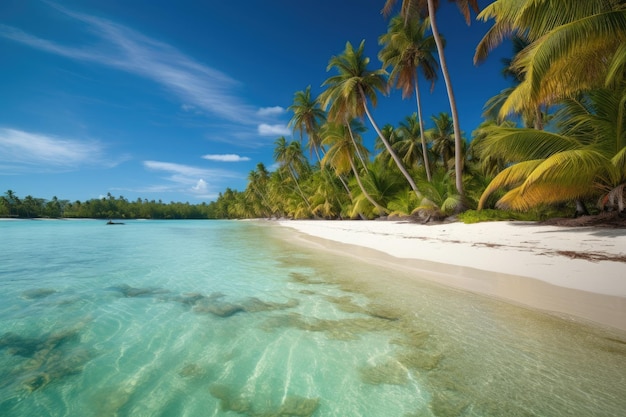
[274,219,626,332]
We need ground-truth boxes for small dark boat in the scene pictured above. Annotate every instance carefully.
[106,220,125,225]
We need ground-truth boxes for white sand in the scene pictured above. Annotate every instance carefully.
[277,220,626,331]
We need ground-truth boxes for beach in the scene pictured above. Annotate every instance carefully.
[277,220,626,332]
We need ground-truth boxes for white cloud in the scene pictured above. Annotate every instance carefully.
[257,106,285,117]
[202,154,250,162]
[143,160,212,177]
[0,5,260,124]
[142,160,242,199]
[0,127,108,171]
[258,123,291,136]
[192,179,208,192]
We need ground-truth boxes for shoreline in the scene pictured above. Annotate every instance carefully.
[275,220,626,332]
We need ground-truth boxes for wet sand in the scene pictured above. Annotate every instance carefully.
[276,220,626,332]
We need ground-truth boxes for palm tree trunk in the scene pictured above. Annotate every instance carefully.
[359,87,423,200]
[345,118,367,168]
[288,165,312,210]
[414,75,432,182]
[427,0,464,200]
[349,158,387,214]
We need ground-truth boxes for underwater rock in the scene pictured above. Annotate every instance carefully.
[107,284,170,298]
[241,297,299,313]
[194,302,245,318]
[178,363,206,378]
[277,395,320,416]
[396,349,442,371]
[430,390,470,417]
[20,288,57,300]
[209,384,252,414]
[288,272,324,285]
[208,383,319,417]
[359,361,409,386]
[0,328,79,358]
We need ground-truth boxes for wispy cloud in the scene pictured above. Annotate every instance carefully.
[202,154,251,162]
[0,127,112,172]
[257,106,285,117]
[143,160,243,198]
[258,123,291,137]
[0,4,259,124]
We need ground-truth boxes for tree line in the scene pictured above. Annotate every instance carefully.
[0,190,215,220]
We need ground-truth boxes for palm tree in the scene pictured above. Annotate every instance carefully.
[383,0,481,202]
[396,113,432,170]
[319,40,424,200]
[288,86,327,162]
[428,112,456,172]
[321,122,388,214]
[474,0,626,119]
[379,15,438,181]
[477,85,626,213]
[273,136,312,212]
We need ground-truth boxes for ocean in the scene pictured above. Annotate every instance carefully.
[1,219,625,416]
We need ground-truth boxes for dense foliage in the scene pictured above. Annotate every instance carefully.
[0,190,214,220]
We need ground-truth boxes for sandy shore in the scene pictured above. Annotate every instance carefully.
[277,220,626,332]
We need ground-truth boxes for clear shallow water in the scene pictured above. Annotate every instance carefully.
[0,219,625,417]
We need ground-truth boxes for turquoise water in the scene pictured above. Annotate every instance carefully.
[0,220,625,417]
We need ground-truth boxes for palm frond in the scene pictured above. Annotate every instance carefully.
[478,159,543,209]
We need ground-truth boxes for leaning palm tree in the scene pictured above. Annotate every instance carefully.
[477,84,626,213]
[319,40,424,201]
[474,0,626,119]
[288,86,327,163]
[321,122,388,214]
[379,15,438,181]
[383,0,481,201]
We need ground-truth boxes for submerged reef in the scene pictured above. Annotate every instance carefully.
[209,383,319,417]
[20,288,58,300]
[107,284,299,318]
[0,324,93,393]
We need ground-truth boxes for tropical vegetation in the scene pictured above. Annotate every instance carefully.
[204,0,624,222]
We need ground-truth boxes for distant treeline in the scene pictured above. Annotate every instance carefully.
[0,190,222,219]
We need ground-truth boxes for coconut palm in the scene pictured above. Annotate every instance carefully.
[396,113,432,170]
[383,0,481,201]
[273,136,312,212]
[428,112,456,172]
[319,40,424,200]
[288,86,327,162]
[478,85,626,212]
[475,0,626,119]
[321,122,388,214]
[379,15,438,181]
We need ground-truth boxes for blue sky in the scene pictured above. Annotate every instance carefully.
[0,0,509,203]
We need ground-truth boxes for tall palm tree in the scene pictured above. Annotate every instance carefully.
[383,0,481,202]
[319,40,424,200]
[379,15,438,181]
[474,0,626,119]
[288,86,327,163]
[321,122,388,214]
